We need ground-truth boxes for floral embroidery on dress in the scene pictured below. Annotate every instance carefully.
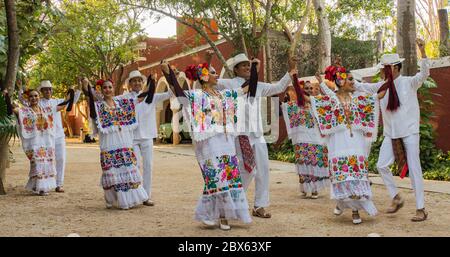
[200,155,243,195]
[100,148,137,171]
[95,97,137,130]
[352,95,377,130]
[25,147,55,162]
[294,143,328,168]
[329,155,369,183]
[187,89,239,140]
[20,107,54,136]
[299,174,329,184]
[312,94,378,135]
[286,101,315,129]
[103,182,141,192]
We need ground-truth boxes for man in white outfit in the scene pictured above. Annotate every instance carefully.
[217,53,297,218]
[38,80,81,193]
[354,39,430,222]
[124,70,171,206]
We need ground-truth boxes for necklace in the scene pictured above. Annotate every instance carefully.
[337,93,353,137]
[203,86,228,140]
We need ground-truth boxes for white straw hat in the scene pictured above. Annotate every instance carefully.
[219,53,250,78]
[126,70,147,85]
[378,53,405,67]
[37,80,53,91]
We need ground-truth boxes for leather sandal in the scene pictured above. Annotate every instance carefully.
[386,193,404,214]
[411,208,428,222]
[219,219,231,230]
[352,211,362,225]
[252,207,271,218]
[55,186,65,193]
[143,200,154,206]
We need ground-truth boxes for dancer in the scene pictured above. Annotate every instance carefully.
[215,52,297,218]
[281,79,329,199]
[4,88,74,196]
[37,80,81,193]
[353,39,430,222]
[123,70,171,206]
[161,60,252,230]
[308,67,386,224]
[81,78,149,210]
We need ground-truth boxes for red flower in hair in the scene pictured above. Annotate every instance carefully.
[185,65,197,81]
[325,65,337,81]
[96,79,105,86]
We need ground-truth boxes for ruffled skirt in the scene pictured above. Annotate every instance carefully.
[195,188,252,223]
[330,180,377,216]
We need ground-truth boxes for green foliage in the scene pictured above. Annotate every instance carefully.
[268,140,295,163]
[332,37,376,70]
[0,1,57,84]
[0,94,17,141]
[29,0,143,94]
[327,0,394,40]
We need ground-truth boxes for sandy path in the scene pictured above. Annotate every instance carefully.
[1,142,449,237]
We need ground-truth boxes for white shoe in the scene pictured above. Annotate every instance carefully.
[219,219,231,231]
[106,203,113,209]
[202,220,216,227]
[333,206,343,216]
[311,192,319,199]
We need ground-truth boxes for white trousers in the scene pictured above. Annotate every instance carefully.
[55,137,66,187]
[133,139,154,199]
[376,134,425,209]
[236,135,270,208]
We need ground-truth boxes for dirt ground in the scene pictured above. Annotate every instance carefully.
[1,141,449,237]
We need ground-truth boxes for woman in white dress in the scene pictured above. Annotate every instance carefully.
[82,79,149,210]
[307,67,386,224]
[282,80,330,199]
[161,61,252,230]
[5,89,73,196]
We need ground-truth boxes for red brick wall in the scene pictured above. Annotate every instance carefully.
[430,67,450,151]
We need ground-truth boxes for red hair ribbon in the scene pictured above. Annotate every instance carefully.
[292,74,305,106]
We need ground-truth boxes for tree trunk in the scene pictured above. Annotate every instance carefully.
[0,139,9,195]
[438,8,449,57]
[397,0,418,76]
[312,0,331,72]
[376,31,384,63]
[3,0,20,93]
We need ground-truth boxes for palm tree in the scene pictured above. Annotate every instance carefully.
[397,0,418,75]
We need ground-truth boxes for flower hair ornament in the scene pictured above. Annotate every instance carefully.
[185,63,210,82]
[95,79,114,92]
[325,65,347,87]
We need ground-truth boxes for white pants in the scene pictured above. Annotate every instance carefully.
[133,139,154,199]
[236,135,270,208]
[55,137,66,187]
[377,134,425,209]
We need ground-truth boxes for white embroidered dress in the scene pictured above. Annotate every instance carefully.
[18,105,57,193]
[93,95,148,209]
[310,84,380,215]
[181,89,252,224]
[282,101,330,194]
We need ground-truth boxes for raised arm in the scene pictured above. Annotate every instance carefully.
[315,72,336,96]
[56,88,75,112]
[411,39,430,90]
[258,57,298,97]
